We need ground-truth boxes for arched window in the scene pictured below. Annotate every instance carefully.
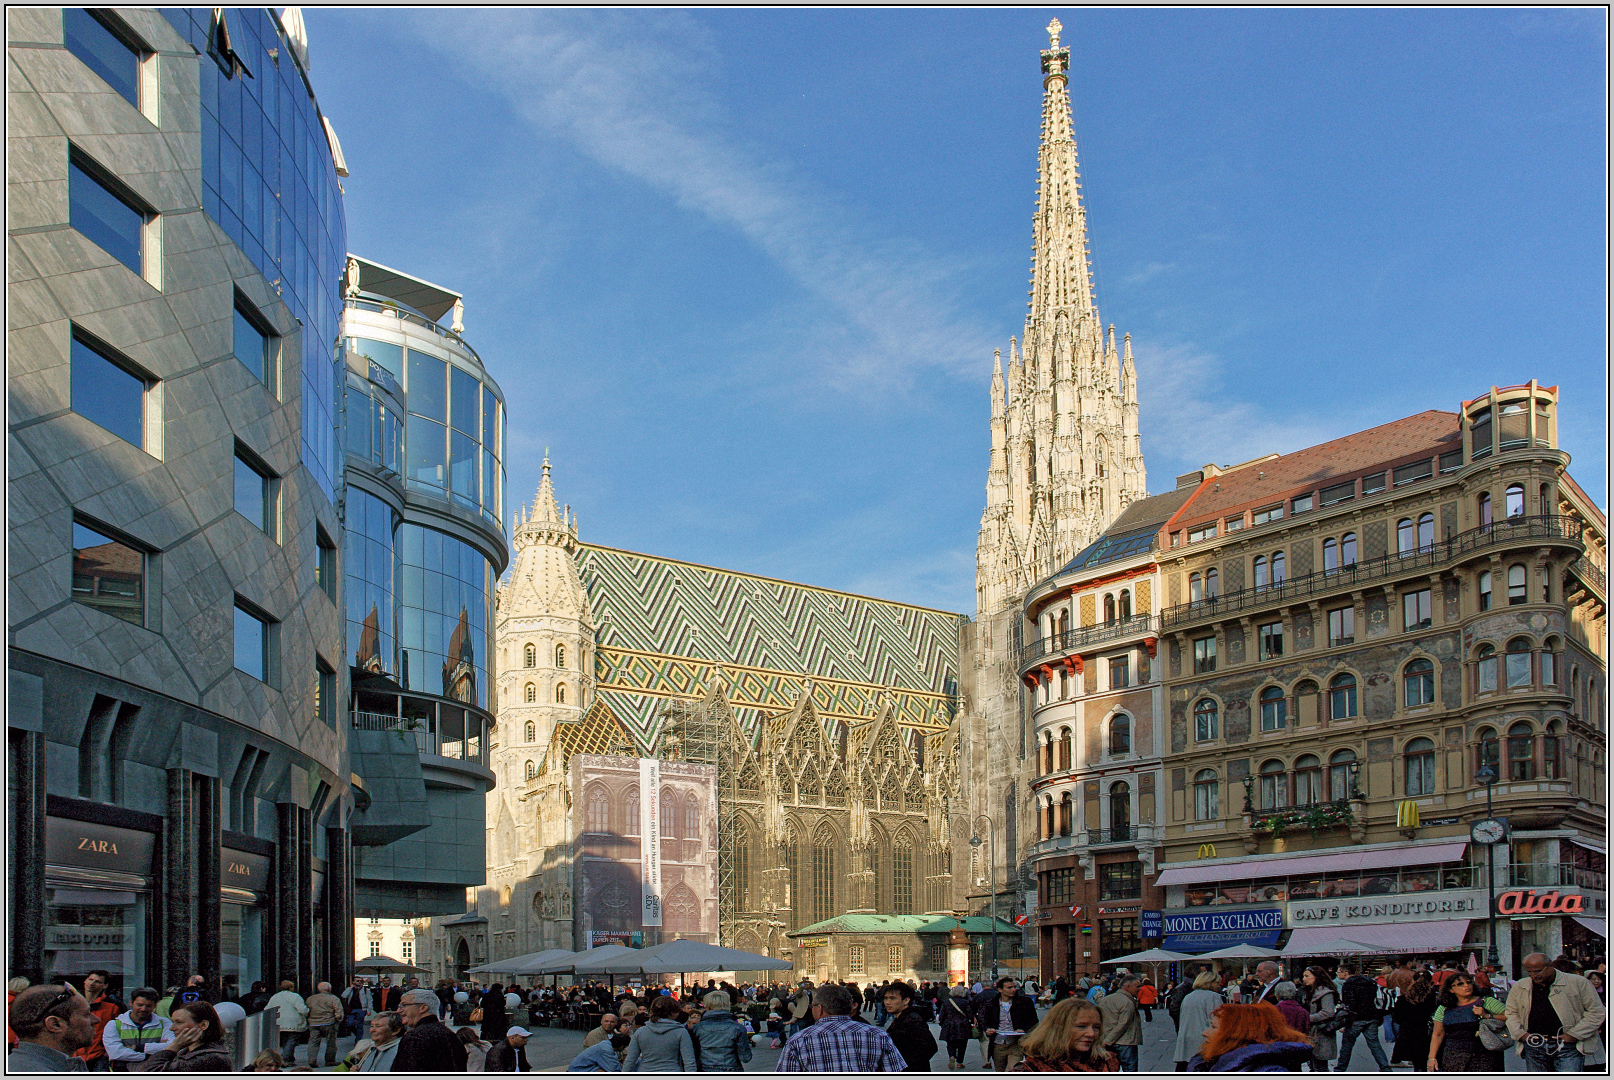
[1505,638,1532,687]
[1505,484,1525,518]
[812,825,836,924]
[1206,569,1219,597]
[555,644,566,668]
[1476,645,1498,693]
[1189,573,1203,603]
[524,683,536,703]
[1194,699,1219,742]
[1104,594,1116,623]
[1478,570,1493,611]
[731,818,752,910]
[1109,781,1131,837]
[1323,538,1338,572]
[1058,792,1073,837]
[555,683,566,704]
[661,790,677,839]
[585,785,610,833]
[1294,754,1322,806]
[1260,686,1287,732]
[1254,556,1268,590]
[1404,658,1435,708]
[684,793,700,840]
[893,836,915,915]
[1508,721,1535,780]
[1329,674,1358,720]
[524,760,537,781]
[1193,770,1219,821]
[524,721,535,742]
[1271,551,1285,584]
[1507,564,1527,605]
[524,643,536,668]
[1329,750,1358,800]
[1540,640,1558,688]
[1543,720,1562,780]
[1059,727,1072,770]
[1397,518,1416,555]
[1404,738,1436,796]
[1418,513,1435,551]
[1110,714,1132,756]
[1259,759,1287,810]
[1341,532,1357,567]
[1118,589,1131,620]
[1478,492,1492,527]
[1475,728,1500,775]
[784,830,801,930]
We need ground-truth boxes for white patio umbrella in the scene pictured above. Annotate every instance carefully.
[353,954,432,974]
[1281,937,1383,957]
[575,939,794,976]
[527,943,640,975]
[1100,948,1193,965]
[469,949,576,975]
[1196,943,1282,960]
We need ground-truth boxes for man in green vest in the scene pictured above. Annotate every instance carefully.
[100,989,172,1071]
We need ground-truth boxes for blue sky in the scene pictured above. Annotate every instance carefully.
[306,8,1607,615]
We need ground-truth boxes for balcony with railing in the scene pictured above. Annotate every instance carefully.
[345,297,484,365]
[1020,613,1158,669]
[1162,515,1582,630]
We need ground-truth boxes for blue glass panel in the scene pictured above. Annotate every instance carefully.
[220,136,242,212]
[63,9,140,109]
[242,167,261,244]
[406,414,446,490]
[232,305,266,382]
[450,430,478,504]
[70,335,144,446]
[234,454,265,530]
[348,338,402,382]
[407,351,447,422]
[482,386,496,448]
[482,450,496,516]
[201,114,219,194]
[234,606,265,681]
[450,366,479,437]
[344,384,370,459]
[69,158,142,274]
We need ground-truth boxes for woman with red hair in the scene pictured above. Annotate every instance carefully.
[1186,1002,1312,1072]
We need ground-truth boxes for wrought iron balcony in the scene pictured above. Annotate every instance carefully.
[1020,613,1158,668]
[1161,515,1582,630]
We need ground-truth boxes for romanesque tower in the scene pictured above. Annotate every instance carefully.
[961,20,1148,926]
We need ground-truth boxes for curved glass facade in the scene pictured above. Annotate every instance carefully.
[397,523,493,708]
[162,8,347,499]
[344,487,398,675]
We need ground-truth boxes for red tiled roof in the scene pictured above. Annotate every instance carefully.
[1174,410,1462,526]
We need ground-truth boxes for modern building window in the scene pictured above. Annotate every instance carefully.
[848,945,866,975]
[1404,658,1435,707]
[1110,657,1130,690]
[233,294,276,387]
[1362,472,1387,494]
[1508,722,1535,781]
[1193,770,1219,820]
[1476,645,1498,693]
[524,643,536,667]
[1505,638,1532,688]
[1294,755,1322,805]
[1109,713,1131,756]
[1253,555,1268,590]
[71,520,144,626]
[1193,637,1216,674]
[1327,606,1354,647]
[70,330,148,449]
[63,8,142,108]
[1477,492,1492,527]
[1403,589,1432,631]
[315,658,335,728]
[234,448,273,536]
[69,150,146,276]
[1395,738,1438,800]
[1252,505,1283,525]
[1194,699,1218,742]
[1507,564,1527,605]
[555,644,566,668]
[1259,621,1283,660]
[1259,759,1287,810]
[1260,686,1286,731]
[1329,674,1357,720]
[1099,860,1141,901]
[233,602,269,683]
[1291,493,1314,515]
[315,526,337,601]
[1478,571,1493,611]
[1505,484,1526,518]
[1329,750,1358,800]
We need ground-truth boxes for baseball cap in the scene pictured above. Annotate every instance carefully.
[506,1026,531,1038]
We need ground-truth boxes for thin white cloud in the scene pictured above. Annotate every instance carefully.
[406,9,1001,391]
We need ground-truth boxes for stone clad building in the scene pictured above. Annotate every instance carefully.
[1154,383,1606,967]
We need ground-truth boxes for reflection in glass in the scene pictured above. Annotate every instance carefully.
[482,385,497,447]
[71,336,145,448]
[64,9,140,108]
[450,431,478,505]
[408,351,447,422]
[397,524,492,707]
[406,414,447,490]
[234,605,266,681]
[344,488,397,674]
[349,337,403,381]
[219,903,262,1001]
[70,158,143,275]
[72,523,144,625]
[450,366,479,436]
[46,888,147,995]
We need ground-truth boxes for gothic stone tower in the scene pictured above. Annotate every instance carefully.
[962,21,1147,928]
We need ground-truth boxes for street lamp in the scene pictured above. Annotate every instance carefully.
[1472,762,1505,969]
[970,816,998,982]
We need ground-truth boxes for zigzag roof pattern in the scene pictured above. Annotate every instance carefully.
[576,544,965,748]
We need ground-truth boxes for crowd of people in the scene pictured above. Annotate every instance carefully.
[8,951,1606,1073]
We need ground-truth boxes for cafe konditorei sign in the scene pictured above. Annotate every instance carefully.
[1290,890,1486,925]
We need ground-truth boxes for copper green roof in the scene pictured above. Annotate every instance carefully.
[788,915,1020,937]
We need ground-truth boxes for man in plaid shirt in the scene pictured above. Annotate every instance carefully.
[779,984,907,1072]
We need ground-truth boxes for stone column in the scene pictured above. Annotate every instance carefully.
[9,725,47,983]
[325,824,353,987]
[196,774,222,989]
[277,803,304,987]
[165,768,198,987]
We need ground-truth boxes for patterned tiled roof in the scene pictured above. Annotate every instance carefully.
[1174,410,1462,528]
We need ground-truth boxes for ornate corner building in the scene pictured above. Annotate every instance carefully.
[962,20,1147,941]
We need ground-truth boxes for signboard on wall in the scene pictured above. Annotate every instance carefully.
[1140,910,1163,938]
[640,758,663,927]
[1290,890,1486,927]
[1162,906,1283,952]
[591,930,645,948]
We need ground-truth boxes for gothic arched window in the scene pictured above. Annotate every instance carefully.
[555,683,566,704]
[585,785,609,833]
[555,643,566,668]
[893,836,915,915]
[684,793,700,840]
[524,721,535,742]
[812,825,836,925]
[524,683,536,704]
[525,760,536,781]
[661,789,676,839]
[524,643,536,668]
[625,786,640,836]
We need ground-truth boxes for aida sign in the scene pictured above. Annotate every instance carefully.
[1497,889,1587,916]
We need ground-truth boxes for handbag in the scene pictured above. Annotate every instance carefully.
[469,1007,484,1023]
[1478,1017,1514,1051]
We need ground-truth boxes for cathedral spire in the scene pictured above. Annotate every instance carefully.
[533,450,562,524]
[1031,18,1096,325]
